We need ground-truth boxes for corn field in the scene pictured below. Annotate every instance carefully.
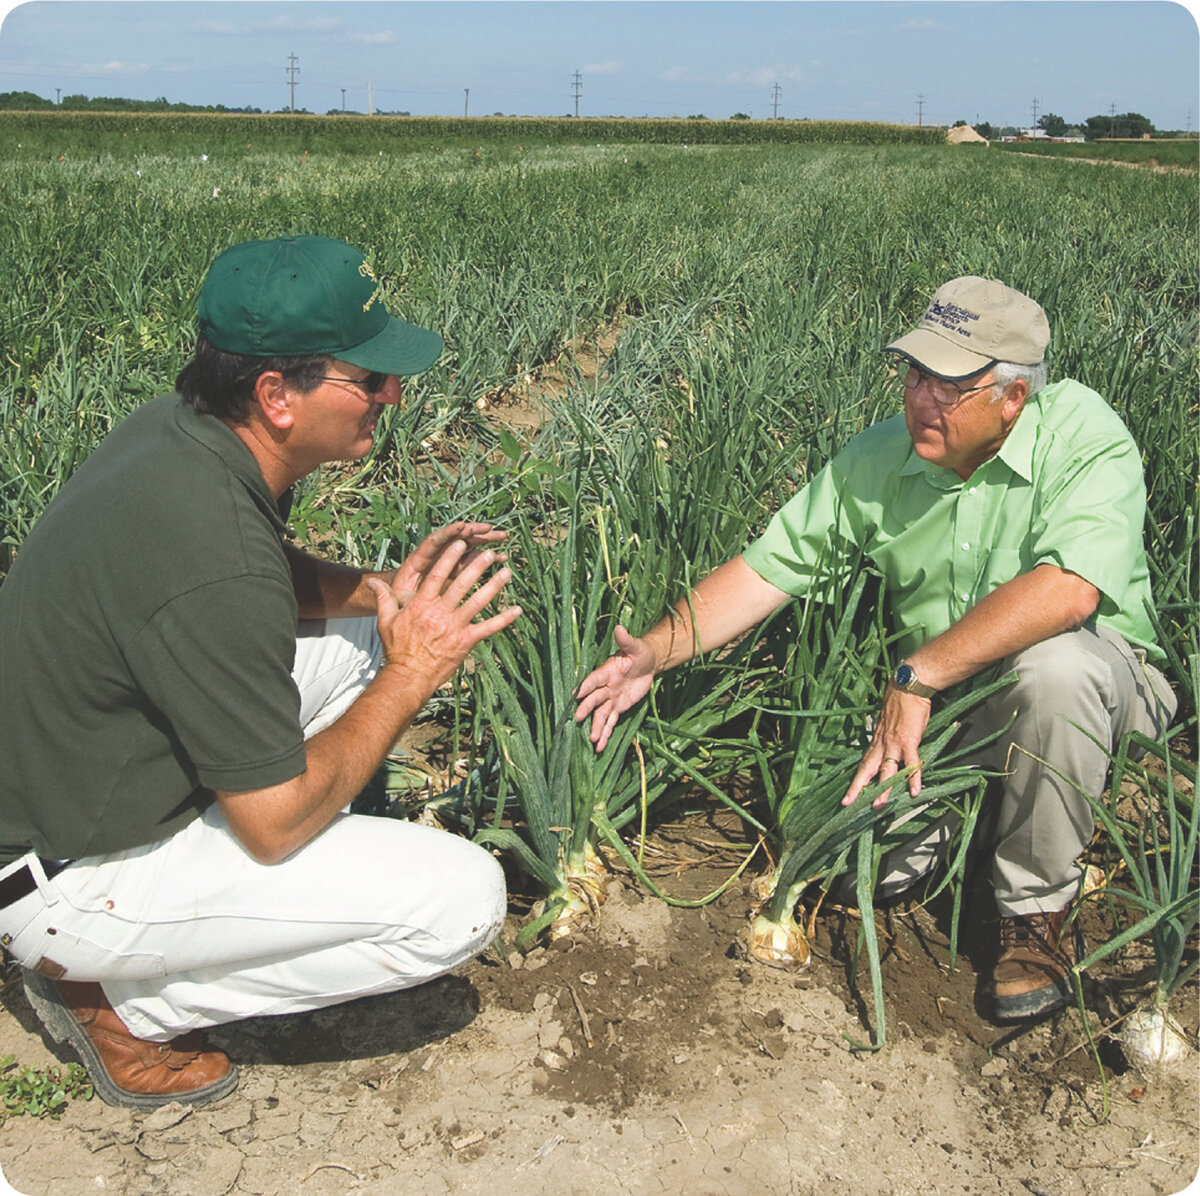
[1,120,1196,1038]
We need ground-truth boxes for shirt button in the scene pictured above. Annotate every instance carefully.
[968,487,977,495]
[961,542,969,550]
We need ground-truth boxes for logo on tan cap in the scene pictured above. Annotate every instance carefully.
[884,276,1049,380]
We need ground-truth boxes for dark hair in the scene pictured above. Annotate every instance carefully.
[175,335,332,421]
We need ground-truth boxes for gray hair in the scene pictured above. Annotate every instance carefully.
[990,359,1048,402]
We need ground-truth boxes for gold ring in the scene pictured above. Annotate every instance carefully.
[882,756,900,766]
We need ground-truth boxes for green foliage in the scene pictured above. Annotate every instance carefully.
[1084,112,1155,140]
[0,132,1193,981]
[0,92,55,111]
[993,138,1198,170]
[0,1053,93,1123]
[0,111,944,159]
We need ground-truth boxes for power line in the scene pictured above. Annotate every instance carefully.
[571,69,582,117]
[286,52,299,113]
[771,82,781,119]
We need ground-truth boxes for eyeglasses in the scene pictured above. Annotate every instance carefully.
[316,371,389,399]
[901,365,995,409]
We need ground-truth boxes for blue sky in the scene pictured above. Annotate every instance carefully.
[0,1,1196,129]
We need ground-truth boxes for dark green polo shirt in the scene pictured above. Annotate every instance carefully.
[0,396,305,864]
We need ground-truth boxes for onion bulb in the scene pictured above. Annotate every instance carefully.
[1121,1006,1191,1075]
[748,909,811,969]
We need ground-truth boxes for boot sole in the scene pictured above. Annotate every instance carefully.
[993,976,1072,1021]
[22,970,239,1110]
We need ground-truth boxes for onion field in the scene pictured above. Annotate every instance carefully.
[1,122,1196,1047]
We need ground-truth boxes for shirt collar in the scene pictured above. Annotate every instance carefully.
[991,394,1039,482]
[897,395,1042,487]
[170,396,290,534]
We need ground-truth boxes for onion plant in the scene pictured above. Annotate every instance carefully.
[1072,609,1198,1073]
[740,559,1014,1047]
[470,464,771,944]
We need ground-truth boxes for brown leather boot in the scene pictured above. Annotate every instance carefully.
[993,907,1077,1020]
[22,970,238,1109]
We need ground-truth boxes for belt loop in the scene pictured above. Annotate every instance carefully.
[28,856,63,907]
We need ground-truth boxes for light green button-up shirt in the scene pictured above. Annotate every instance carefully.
[742,378,1160,661]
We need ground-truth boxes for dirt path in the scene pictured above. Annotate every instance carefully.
[0,861,1195,1196]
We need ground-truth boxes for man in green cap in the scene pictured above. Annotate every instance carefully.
[0,236,521,1109]
[576,276,1176,1021]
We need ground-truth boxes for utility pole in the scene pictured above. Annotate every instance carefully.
[55,88,61,105]
[286,52,299,112]
[571,69,582,117]
[1031,97,1039,129]
[464,88,469,118]
[1109,103,1116,137]
[771,83,781,120]
[340,88,346,112]
[916,93,925,127]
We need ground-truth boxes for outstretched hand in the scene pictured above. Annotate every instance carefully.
[391,522,509,607]
[368,538,520,694]
[574,625,657,753]
[841,685,931,809]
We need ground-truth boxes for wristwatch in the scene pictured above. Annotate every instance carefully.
[892,661,937,699]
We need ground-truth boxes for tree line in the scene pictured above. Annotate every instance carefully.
[969,111,1194,140]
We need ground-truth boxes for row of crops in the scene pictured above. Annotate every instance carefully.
[1,126,1196,1043]
[0,111,945,156]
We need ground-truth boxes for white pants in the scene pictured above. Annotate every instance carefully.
[0,619,507,1041]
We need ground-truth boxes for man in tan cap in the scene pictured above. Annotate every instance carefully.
[576,276,1175,1020]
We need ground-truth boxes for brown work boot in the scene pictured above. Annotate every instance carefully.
[993,907,1077,1020]
[22,969,238,1109]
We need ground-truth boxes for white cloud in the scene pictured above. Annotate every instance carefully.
[81,60,151,74]
[251,16,341,34]
[347,30,398,45]
[660,65,690,84]
[903,19,939,30]
[582,61,620,76]
[727,65,807,88]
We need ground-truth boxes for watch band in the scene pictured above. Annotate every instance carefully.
[892,661,937,699]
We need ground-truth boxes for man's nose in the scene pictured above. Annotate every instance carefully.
[378,375,404,405]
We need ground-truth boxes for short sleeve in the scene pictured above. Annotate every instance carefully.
[124,573,306,792]
[1029,429,1147,612]
[743,459,865,597]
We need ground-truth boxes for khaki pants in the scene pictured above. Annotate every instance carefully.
[876,624,1177,917]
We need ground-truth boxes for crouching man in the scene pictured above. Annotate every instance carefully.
[576,277,1176,1021]
[0,235,521,1108]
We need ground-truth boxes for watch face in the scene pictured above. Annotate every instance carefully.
[895,664,915,688]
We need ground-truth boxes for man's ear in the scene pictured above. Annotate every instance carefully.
[999,377,1029,425]
[252,371,294,431]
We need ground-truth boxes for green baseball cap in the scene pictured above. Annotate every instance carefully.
[197,235,443,376]
[884,276,1049,380]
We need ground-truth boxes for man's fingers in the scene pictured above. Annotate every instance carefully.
[416,537,470,593]
[590,708,619,752]
[466,604,523,643]
[454,564,515,622]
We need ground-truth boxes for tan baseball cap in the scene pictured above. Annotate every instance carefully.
[884,276,1049,380]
